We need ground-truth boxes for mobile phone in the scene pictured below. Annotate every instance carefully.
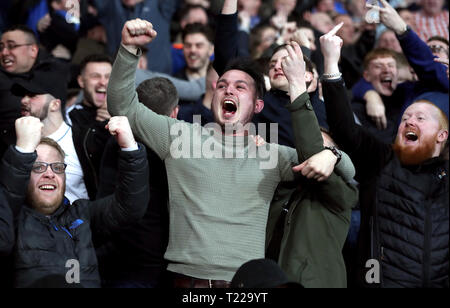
[365,0,380,24]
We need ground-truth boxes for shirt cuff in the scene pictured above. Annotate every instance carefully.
[15,145,34,154]
[121,142,139,152]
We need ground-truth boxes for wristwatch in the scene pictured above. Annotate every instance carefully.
[324,146,342,165]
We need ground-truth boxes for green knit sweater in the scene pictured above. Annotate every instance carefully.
[108,45,307,280]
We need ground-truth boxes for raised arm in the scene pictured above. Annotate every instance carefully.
[213,0,239,76]
[320,24,392,180]
[283,40,358,213]
[369,0,448,91]
[88,117,149,234]
[0,117,42,217]
[107,19,180,159]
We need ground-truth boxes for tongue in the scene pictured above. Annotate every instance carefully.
[95,93,106,102]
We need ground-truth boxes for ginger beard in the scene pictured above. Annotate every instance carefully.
[393,130,439,166]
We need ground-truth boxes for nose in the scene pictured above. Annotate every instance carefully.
[99,76,108,86]
[21,96,29,104]
[42,165,56,178]
[225,84,235,96]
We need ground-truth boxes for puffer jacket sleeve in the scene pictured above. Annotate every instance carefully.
[0,189,14,256]
[0,146,36,217]
[86,143,150,236]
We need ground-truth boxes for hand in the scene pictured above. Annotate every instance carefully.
[37,13,51,33]
[105,117,136,149]
[291,28,311,50]
[15,117,43,152]
[270,13,287,30]
[278,22,298,45]
[366,0,407,35]
[320,22,344,71]
[292,149,337,182]
[121,18,157,52]
[51,44,71,60]
[96,102,111,122]
[238,10,251,30]
[365,90,387,130]
[281,41,307,99]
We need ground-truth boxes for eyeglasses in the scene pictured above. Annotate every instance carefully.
[32,162,67,174]
[429,44,449,55]
[0,42,33,52]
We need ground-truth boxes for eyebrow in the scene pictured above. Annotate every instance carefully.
[217,79,251,86]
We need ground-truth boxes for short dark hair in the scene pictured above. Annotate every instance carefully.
[3,25,37,44]
[136,77,179,116]
[427,36,449,46]
[182,23,214,44]
[79,54,113,74]
[223,58,266,100]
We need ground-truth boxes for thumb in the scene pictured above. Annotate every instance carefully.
[292,161,307,172]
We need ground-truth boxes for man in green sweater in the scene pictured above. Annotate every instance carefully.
[107,18,356,287]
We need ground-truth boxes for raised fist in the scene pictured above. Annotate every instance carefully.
[121,18,157,48]
[105,116,137,149]
[15,117,44,153]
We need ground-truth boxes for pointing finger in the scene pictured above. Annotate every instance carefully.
[327,22,344,37]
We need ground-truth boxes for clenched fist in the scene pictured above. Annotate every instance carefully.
[15,117,44,153]
[105,116,137,149]
[121,18,157,52]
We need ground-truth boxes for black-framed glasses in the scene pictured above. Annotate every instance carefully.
[32,162,67,174]
[0,42,33,52]
[429,44,449,55]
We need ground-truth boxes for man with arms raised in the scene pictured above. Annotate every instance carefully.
[107,18,357,286]
[320,16,449,287]
[0,116,149,288]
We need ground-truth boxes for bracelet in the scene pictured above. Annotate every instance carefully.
[324,146,342,165]
[321,72,342,80]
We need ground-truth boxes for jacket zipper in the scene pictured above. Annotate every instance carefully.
[423,201,431,287]
[83,128,99,190]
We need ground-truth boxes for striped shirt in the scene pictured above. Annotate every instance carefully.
[414,10,449,42]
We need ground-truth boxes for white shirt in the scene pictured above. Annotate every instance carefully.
[48,122,89,203]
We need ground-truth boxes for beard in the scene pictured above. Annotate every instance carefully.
[392,132,438,166]
[26,182,65,216]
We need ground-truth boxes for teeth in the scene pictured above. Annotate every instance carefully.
[39,185,56,190]
[96,89,106,93]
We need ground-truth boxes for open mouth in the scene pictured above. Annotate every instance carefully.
[405,131,418,142]
[274,73,285,79]
[21,104,30,115]
[2,58,14,68]
[222,99,237,117]
[39,184,56,191]
[380,77,392,89]
[95,88,107,101]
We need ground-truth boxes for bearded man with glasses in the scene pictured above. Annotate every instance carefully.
[0,116,150,288]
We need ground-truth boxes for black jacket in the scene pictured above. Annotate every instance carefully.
[0,189,13,256]
[69,106,112,200]
[323,78,449,288]
[0,51,69,158]
[95,138,169,286]
[0,145,149,288]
